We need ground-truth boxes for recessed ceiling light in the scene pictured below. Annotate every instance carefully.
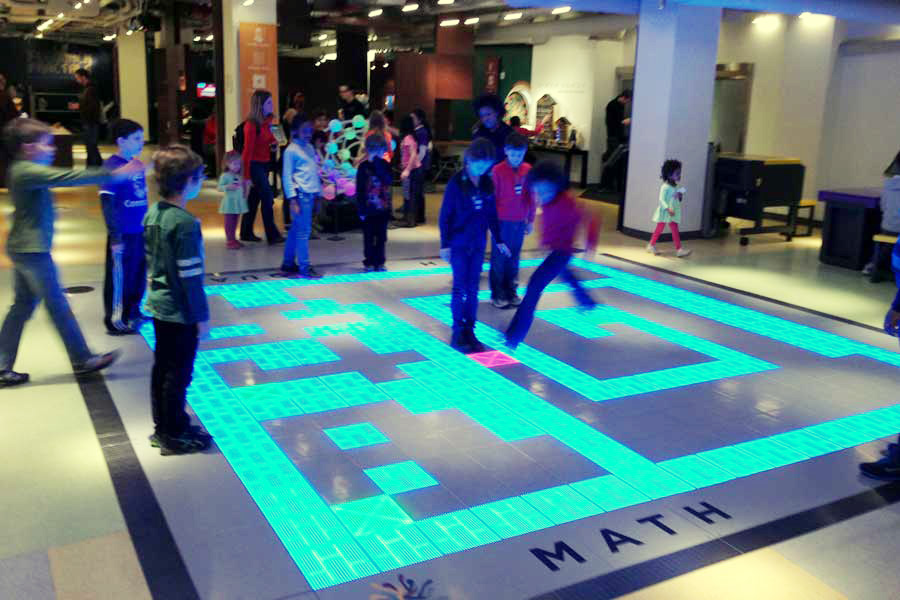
[206,34,214,41]
[368,8,383,17]
[126,29,134,35]
[552,6,571,14]
[193,35,202,42]
[437,0,454,5]
[402,3,418,12]
[504,12,523,20]
[36,32,43,38]
[383,62,389,68]
[57,12,64,18]
[324,52,337,60]
[242,0,254,6]
[75,2,82,9]
[440,18,460,27]
[464,17,479,25]
[318,33,328,41]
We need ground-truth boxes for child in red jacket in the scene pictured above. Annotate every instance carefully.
[504,160,599,350]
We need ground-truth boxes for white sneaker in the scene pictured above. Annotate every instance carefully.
[646,244,659,255]
[676,247,693,258]
[862,263,875,276]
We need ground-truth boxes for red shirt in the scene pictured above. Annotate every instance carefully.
[242,116,276,176]
[491,160,535,223]
[203,115,216,146]
[540,191,599,252]
[514,122,544,138]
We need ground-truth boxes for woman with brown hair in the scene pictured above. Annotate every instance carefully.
[240,89,283,244]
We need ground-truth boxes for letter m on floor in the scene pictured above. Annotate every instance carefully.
[530,541,587,572]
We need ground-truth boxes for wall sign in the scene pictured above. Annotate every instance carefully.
[239,22,279,120]
[484,57,500,95]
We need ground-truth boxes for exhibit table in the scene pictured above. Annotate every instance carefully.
[530,144,589,188]
[817,187,882,270]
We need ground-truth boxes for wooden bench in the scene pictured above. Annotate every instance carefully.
[869,233,899,282]
[793,198,818,237]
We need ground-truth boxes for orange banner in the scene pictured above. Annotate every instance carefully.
[239,22,279,122]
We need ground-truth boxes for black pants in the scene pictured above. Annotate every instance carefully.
[151,319,199,437]
[362,212,389,267]
[103,233,146,333]
[241,161,281,242]
[506,251,595,346]
[410,167,426,223]
[83,122,103,167]
[450,244,485,333]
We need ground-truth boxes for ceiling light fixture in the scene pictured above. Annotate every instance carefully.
[75,2,82,9]
[57,12,64,18]
[126,29,134,35]
[402,3,418,12]
[324,52,337,60]
[206,34,214,41]
[193,35,202,42]
[464,17,479,25]
[368,8,383,17]
[383,62,389,68]
[36,32,43,38]
[242,0,254,6]
[437,0,454,5]
[440,18,460,26]
[504,12,523,20]
[552,6,571,14]
[318,33,328,41]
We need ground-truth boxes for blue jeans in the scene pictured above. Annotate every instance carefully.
[490,220,527,302]
[0,252,92,370]
[283,192,314,268]
[505,251,595,346]
[450,244,485,333]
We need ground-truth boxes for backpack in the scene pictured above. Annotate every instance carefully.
[232,120,260,153]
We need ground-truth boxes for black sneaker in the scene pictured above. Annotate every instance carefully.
[509,295,522,307]
[106,327,138,336]
[155,431,212,456]
[375,265,388,272]
[280,263,300,274]
[450,330,471,353]
[0,370,29,387]
[240,234,262,242]
[860,457,900,481]
[464,329,485,354]
[150,426,212,448]
[73,350,121,375]
[268,235,286,245]
[300,266,323,279]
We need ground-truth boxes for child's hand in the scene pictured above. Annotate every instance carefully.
[668,208,675,216]
[111,158,145,179]
[439,247,451,262]
[497,243,511,257]
[289,199,300,216]
[401,170,409,180]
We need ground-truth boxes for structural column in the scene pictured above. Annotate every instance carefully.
[221,0,278,149]
[116,30,150,134]
[623,0,721,236]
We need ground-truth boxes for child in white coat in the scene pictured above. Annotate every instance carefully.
[647,159,691,257]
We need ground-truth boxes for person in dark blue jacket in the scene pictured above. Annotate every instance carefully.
[439,138,510,353]
[100,119,148,335]
[859,237,900,480]
[472,94,514,165]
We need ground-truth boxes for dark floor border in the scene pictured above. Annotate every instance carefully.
[601,253,885,334]
[76,373,200,600]
[533,481,900,600]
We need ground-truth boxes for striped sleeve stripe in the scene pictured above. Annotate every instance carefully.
[178,267,204,278]
[176,257,203,267]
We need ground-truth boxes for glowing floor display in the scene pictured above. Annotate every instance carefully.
[138,258,900,591]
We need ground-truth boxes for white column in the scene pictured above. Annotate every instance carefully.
[623,0,721,235]
[222,0,277,150]
[116,31,150,134]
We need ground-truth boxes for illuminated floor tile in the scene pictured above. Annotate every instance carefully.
[364,461,439,495]
[521,484,605,525]
[470,497,554,539]
[658,455,734,488]
[207,323,266,339]
[324,423,389,450]
[570,476,651,512]
[333,495,413,536]
[319,371,389,406]
[417,509,501,554]
[468,350,520,368]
